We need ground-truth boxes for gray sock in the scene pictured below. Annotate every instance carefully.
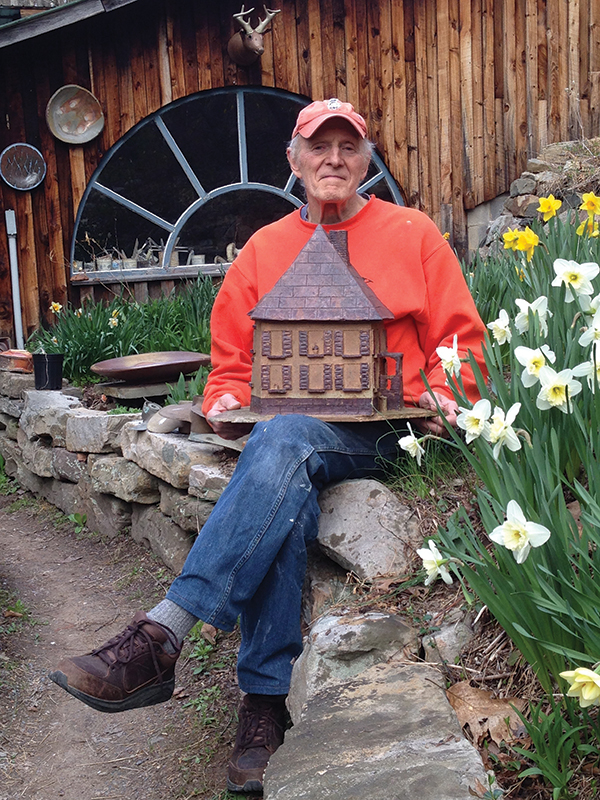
[148,599,199,653]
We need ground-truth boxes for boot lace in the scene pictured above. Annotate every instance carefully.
[91,619,179,681]
[237,702,284,752]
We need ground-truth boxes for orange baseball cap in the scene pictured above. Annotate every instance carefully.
[292,98,368,139]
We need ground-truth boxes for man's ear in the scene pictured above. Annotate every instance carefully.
[287,147,302,180]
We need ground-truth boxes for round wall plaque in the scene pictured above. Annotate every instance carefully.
[46,84,105,144]
[0,143,47,190]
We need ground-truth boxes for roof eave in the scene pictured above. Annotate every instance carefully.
[0,0,139,49]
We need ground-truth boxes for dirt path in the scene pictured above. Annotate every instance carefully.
[0,493,241,800]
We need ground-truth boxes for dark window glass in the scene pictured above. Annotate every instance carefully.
[244,93,301,188]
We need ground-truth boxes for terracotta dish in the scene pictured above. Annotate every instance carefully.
[46,85,105,144]
[91,352,210,383]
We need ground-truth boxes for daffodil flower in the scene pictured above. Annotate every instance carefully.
[559,667,600,708]
[489,499,551,563]
[576,217,599,237]
[502,228,520,251]
[487,309,512,344]
[514,344,556,387]
[108,317,119,328]
[456,399,491,443]
[398,423,425,466]
[74,308,83,318]
[537,194,562,221]
[50,301,63,314]
[436,334,461,378]
[579,191,600,218]
[514,296,551,336]
[573,345,600,392]
[515,227,539,262]
[416,540,453,585]
[536,366,582,413]
[111,309,119,318]
[578,307,600,348]
[552,258,600,302]
[484,403,522,459]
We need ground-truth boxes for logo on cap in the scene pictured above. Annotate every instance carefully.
[326,98,342,110]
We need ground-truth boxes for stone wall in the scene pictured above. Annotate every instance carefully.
[0,373,232,574]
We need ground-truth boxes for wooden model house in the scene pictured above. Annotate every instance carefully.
[249,227,403,417]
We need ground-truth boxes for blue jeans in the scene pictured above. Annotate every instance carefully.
[166,414,403,695]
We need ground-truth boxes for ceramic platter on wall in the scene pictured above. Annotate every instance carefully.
[0,143,47,190]
[46,84,105,144]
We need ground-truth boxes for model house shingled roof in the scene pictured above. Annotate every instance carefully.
[250,225,394,322]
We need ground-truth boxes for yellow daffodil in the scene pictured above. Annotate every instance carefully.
[560,667,600,708]
[576,217,600,237]
[537,194,562,222]
[502,228,520,251]
[442,232,450,240]
[515,227,539,262]
[50,301,63,314]
[111,309,119,318]
[416,540,453,585]
[456,398,491,443]
[579,191,600,218]
[489,500,551,563]
[398,422,425,466]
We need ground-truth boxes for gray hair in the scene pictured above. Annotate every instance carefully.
[287,134,375,163]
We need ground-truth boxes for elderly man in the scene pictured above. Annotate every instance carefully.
[50,99,486,793]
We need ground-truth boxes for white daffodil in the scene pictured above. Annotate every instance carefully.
[456,398,491,443]
[551,259,600,303]
[487,309,512,344]
[573,344,600,392]
[436,334,461,377]
[514,344,556,388]
[514,296,551,336]
[398,423,425,466]
[489,499,551,563]
[536,366,582,413]
[560,667,600,708]
[416,540,453,585]
[484,403,522,459]
[578,307,600,348]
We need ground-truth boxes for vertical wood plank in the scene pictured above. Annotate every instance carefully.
[514,0,528,173]
[425,1,441,225]
[567,0,580,138]
[524,0,538,159]
[366,2,384,155]
[460,0,474,207]
[413,0,431,214]
[344,0,359,103]
[404,0,419,207]
[536,0,548,151]
[449,0,467,249]
[281,2,300,95]
[179,0,200,97]
[193,1,212,92]
[502,0,517,183]
[332,0,347,99]
[158,7,174,105]
[307,0,324,98]
[390,0,408,194]
[320,0,336,98]
[482,0,496,198]
[379,1,394,173]
[354,0,370,116]
[471,0,485,204]
[296,1,312,97]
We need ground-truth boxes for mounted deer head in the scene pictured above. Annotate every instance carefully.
[227,5,281,66]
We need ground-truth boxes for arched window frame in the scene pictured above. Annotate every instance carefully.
[71,87,403,284]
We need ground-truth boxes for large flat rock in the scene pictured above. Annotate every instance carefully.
[265,662,489,800]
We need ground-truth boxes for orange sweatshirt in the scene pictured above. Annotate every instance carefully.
[202,197,486,415]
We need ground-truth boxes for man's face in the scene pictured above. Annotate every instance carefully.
[287,120,370,207]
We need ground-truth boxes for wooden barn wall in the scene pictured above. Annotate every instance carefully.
[0,0,598,344]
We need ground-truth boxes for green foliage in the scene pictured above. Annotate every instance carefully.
[106,405,140,415]
[67,512,87,534]
[27,276,217,383]
[165,367,210,405]
[183,685,223,725]
[0,454,18,496]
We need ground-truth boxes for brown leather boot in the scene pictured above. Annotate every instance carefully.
[227,693,287,793]
[49,611,181,713]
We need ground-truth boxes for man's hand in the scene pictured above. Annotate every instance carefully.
[206,393,254,440]
[415,391,458,436]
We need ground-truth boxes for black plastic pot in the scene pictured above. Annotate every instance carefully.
[33,353,64,390]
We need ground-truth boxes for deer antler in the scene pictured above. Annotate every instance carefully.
[254,5,281,34]
[232,5,255,34]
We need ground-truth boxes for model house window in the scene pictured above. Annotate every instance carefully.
[71,88,403,281]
